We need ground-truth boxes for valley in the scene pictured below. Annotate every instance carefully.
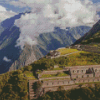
[0,13,91,74]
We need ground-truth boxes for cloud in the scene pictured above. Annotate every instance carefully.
[0,5,17,22]
[0,5,7,11]
[9,1,27,8]
[14,0,99,49]
[3,56,11,62]
[95,2,100,12]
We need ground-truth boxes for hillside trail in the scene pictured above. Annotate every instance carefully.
[52,51,80,59]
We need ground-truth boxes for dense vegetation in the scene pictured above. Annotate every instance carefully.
[0,70,28,100]
[31,51,100,72]
[39,83,100,100]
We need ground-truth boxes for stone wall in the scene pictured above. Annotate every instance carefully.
[40,76,70,80]
[42,79,75,88]
[39,69,68,77]
[36,65,100,94]
[71,74,94,79]
[38,65,100,77]
[94,67,100,73]
[43,83,96,93]
[70,68,87,74]
[42,77,100,93]
[44,85,79,93]
[95,72,100,77]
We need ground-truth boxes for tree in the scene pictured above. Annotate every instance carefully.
[78,84,83,88]
[57,86,64,91]
[42,94,51,100]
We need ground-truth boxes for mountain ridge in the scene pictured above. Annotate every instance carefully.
[0,13,91,74]
[74,20,100,45]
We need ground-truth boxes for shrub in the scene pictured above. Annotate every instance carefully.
[57,86,64,91]
[24,65,32,71]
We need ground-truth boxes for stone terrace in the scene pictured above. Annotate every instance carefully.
[29,65,100,100]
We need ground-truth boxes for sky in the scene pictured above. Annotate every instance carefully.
[0,0,99,13]
[0,0,100,49]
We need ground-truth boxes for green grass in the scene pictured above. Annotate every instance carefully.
[65,51,100,66]
[57,72,68,77]
[24,71,36,79]
[41,72,68,78]
[27,77,36,80]
[57,48,78,55]
[53,67,63,70]
[24,71,33,77]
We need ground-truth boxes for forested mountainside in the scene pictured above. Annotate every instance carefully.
[0,12,91,74]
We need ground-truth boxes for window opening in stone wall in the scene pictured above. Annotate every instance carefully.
[77,70,79,73]
[73,70,74,73]
[81,70,83,73]
[82,75,83,78]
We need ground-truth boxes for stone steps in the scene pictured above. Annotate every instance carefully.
[29,89,34,92]
[29,80,38,100]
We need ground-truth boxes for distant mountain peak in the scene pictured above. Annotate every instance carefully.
[0,12,91,74]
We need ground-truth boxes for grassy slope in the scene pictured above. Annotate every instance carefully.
[81,31,100,46]
[57,48,78,55]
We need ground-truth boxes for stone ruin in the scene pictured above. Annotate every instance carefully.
[46,50,61,59]
[29,65,100,99]
[37,65,100,93]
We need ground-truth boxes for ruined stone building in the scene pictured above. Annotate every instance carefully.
[29,65,100,99]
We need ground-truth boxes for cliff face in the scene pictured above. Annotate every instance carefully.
[0,13,91,74]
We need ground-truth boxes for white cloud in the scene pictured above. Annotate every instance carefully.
[0,5,7,11]
[9,1,27,8]
[95,2,100,12]
[14,0,99,49]
[0,5,17,22]
[3,56,11,62]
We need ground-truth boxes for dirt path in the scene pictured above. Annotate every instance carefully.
[61,51,80,57]
[51,51,80,59]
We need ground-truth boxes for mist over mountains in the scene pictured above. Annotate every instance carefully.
[0,12,91,74]
[0,0,100,74]
[14,0,99,49]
